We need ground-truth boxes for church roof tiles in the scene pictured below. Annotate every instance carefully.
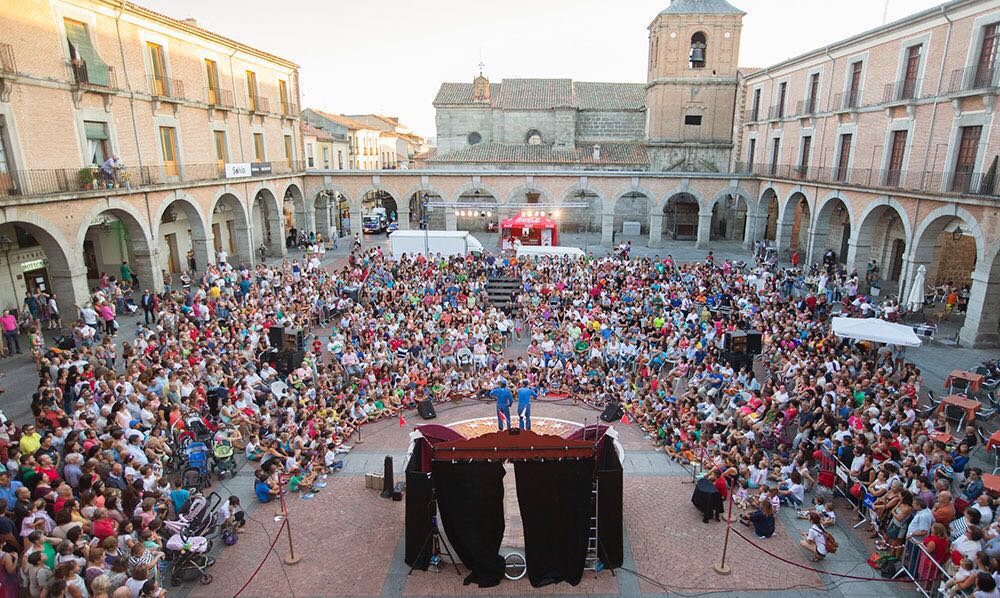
[433,79,646,111]
[658,0,744,16]
[427,142,648,166]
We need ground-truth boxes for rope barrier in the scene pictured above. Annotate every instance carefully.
[232,517,288,598]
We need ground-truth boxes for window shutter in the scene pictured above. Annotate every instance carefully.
[64,20,110,87]
[84,121,109,140]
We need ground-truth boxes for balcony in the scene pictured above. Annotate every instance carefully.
[795,98,819,117]
[832,90,861,112]
[0,161,306,199]
[71,59,116,90]
[148,76,185,101]
[248,95,270,113]
[743,108,761,123]
[883,78,922,103]
[767,103,787,120]
[205,87,234,109]
[948,65,998,95]
[280,101,299,117]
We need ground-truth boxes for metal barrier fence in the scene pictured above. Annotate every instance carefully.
[894,536,951,597]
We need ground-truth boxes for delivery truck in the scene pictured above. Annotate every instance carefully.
[389,230,484,258]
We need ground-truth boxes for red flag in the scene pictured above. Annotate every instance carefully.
[399,413,407,428]
[498,409,507,426]
[620,412,631,426]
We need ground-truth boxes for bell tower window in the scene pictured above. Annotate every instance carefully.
[690,32,707,69]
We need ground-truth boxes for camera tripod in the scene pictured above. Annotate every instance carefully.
[409,513,461,576]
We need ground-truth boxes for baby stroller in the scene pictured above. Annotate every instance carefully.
[164,492,220,586]
[211,435,236,479]
[180,442,212,492]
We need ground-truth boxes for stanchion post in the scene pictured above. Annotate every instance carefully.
[356,421,364,444]
[278,479,301,565]
[713,476,734,575]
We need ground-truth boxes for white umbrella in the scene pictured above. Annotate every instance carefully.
[906,264,927,312]
[832,317,922,346]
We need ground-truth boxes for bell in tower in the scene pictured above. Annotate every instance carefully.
[689,32,707,69]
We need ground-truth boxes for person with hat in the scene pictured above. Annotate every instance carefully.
[516,379,537,431]
[490,379,513,431]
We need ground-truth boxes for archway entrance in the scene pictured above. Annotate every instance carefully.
[779,192,810,261]
[82,209,154,290]
[614,192,650,245]
[253,189,283,257]
[853,204,908,293]
[754,189,779,246]
[211,194,251,265]
[158,199,209,275]
[455,190,498,233]
[812,198,851,265]
[561,191,602,234]
[710,194,749,242]
[283,184,308,246]
[912,214,978,324]
[0,222,80,319]
[662,193,699,241]
[408,191,446,230]
[361,190,398,233]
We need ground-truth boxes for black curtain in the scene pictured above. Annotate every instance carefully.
[404,442,434,570]
[432,461,506,588]
[596,437,624,569]
[513,459,594,587]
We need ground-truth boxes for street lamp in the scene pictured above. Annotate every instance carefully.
[0,235,15,307]
[420,192,429,256]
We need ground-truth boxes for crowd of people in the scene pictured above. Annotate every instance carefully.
[0,232,994,596]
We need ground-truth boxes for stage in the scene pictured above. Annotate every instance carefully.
[188,401,826,597]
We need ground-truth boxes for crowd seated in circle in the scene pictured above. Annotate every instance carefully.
[0,239,994,596]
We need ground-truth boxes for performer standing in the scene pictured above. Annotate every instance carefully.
[490,379,513,430]
[516,379,537,430]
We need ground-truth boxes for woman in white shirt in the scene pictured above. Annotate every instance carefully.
[800,512,828,561]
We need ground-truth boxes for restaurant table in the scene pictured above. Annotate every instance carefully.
[988,430,1000,452]
[930,432,953,445]
[946,369,985,393]
[937,394,982,424]
[983,473,1000,496]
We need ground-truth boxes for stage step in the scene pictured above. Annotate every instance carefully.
[487,276,521,310]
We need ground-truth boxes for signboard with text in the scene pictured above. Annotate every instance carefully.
[251,162,272,176]
[225,163,251,179]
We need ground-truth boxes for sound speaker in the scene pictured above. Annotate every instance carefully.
[268,326,284,348]
[725,330,747,354]
[391,481,404,502]
[721,351,752,372]
[342,286,360,303]
[417,399,437,420]
[381,456,394,499]
[600,402,624,422]
[745,330,762,355]
[274,350,305,377]
[283,328,304,351]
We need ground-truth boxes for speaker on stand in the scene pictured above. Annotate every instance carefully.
[600,402,624,422]
[417,399,437,420]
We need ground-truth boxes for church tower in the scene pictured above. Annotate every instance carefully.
[645,0,744,172]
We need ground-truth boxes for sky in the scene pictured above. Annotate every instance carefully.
[140,0,944,139]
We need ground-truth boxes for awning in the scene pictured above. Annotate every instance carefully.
[84,121,108,140]
[64,19,110,87]
[831,317,922,346]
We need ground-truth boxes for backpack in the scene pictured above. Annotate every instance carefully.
[222,528,239,546]
[823,530,839,554]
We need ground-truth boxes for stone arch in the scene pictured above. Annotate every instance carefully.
[776,190,811,260]
[506,184,554,209]
[850,197,912,289]
[452,182,504,206]
[76,199,158,292]
[562,185,608,235]
[357,186,400,232]
[754,186,780,218]
[658,189,703,245]
[282,182,311,236]
[908,206,984,299]
[706,188,752,243]
[751,187,780,246]
[610,185,655,215]
[154,194,211,275]
[960,240,1000,347]
[0,208,85,317]
[252,187,284,257]
[613,191,651,241]
[210,191,252,265]
[811,192,854,265]
[402,184,449,231]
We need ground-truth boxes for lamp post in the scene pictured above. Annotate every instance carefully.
[0,235,15,308]
[421,192,429,256]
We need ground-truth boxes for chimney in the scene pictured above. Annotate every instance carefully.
[592,144,601,161]
[180,18,199,28]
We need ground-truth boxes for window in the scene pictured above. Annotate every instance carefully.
[951,125,982,192]
[847,61,863,107]
[751,88,761,121]
[798,136,811,176]
[246,70,258,111]
[205,59,220,104]
[83,121,110,165]
[64,18,110,87]
[684,115,702,126]
[279,79,289,115]
[976,23,1000,87]
[253,133,265,162]
[337,150,343,169]
[158,126,178,177]
[689,32,707,69]
[807,73,819,113]
[901,45,921,99]
[213,130,228,173]
[769,138,780,175]
[467,132,482,145]
[306,143,315,168]
[835,133,853,182]
[885,130,907,186]
[776,82,787,118]
[284,134,293,167]
[747,138,756,167]
[0,121,16,193]
[323,147,330,169]
[147,42,167,95]
[526,130,543,145]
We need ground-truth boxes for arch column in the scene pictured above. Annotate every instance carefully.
[960,269,1000,347]
[775,219,794,260]
[350,206,364,244]
[190,228,213,274]
[130,248,164,291]
[742,214,758,251]
[845,235,871,275]
[445,210,457,231]
[266,209,286,258]
[396,207,411,230]
[601,213,614,247]
[805,227,822,266]
[695,212,712,250]
[648,212,663,248]
[315,203,331,240]
[47,264,90,318]
[231,219,252,266]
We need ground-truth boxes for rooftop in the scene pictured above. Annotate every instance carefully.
[659,0,745,16]
[427,142,648,166]
[434,78,646,111]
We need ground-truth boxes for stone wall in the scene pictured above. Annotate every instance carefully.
[576,111,646,143]
[647,145,732,172]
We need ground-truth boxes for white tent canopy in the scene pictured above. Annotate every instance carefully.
[831,317,922,347]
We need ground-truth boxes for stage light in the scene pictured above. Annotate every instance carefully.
[553,210,561,218]
[486,211,492,217]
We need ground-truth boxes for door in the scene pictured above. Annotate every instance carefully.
[798,136,811,177]
[751,88,760,121]
[807,73,819,113]
[848,62,862,107]
[164,232,180,273]
[889,239,905,281]
[147,42,166,95]
[976,23,999,88]
[836,134,852,181]
[205,59,220,104]
[246,70,258,111]
[83,239,99,280]
[776,82,787,118]
[226,219,236,253]
[747,138,756,169]
[952,125,982,192]
[24,268,49,294]
[159,126,178,177]
[886,130,907,186]
[902,45,921,99]
[279,79,289,114]
[212,222,222,252]
[769,138,780,175]
[213,130,227,174]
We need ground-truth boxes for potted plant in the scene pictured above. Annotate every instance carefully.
[78,168,96,190]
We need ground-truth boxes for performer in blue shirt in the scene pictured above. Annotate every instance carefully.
[490,379,513,430]
[516,380,537,430]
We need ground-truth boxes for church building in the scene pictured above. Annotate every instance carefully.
[427,0,745,172]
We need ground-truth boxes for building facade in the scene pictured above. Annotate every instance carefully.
[344,114,429,169]
[428,0,743,172]
[0,0,305,313]
[301,110,384,170]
